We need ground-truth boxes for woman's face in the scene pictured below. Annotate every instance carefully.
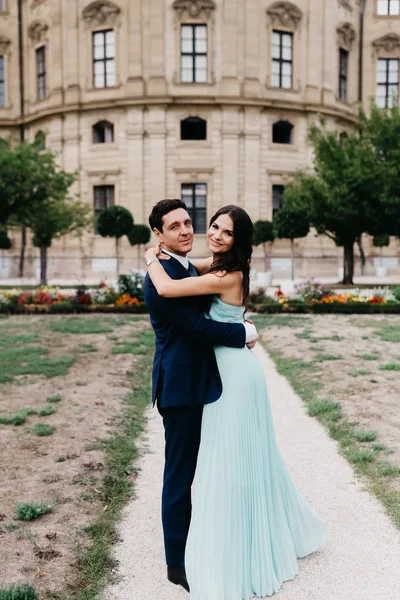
[208,213,235,254]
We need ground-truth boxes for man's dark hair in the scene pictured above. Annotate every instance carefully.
[149,199,188,232]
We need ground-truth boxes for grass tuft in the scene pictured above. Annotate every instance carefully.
[15,502,53,521]
[0,409,36,426]
[46,393,62,403]
[347,449,375,464]
[379,362,400,371]
[0,583,39,600]
[307,399,342,421]
[314,353,342,362]
[37,405,56,417]
[50,318,114,335]
[34,423,55,436]
[379,463,400,477]
[353,430,378,443]
[359,353,380,361]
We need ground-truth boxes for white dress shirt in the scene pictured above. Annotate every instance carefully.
[162,249,257,343]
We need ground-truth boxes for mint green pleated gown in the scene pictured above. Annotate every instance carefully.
[185,298,328,600]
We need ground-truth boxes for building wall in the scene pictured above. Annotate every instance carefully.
[0,0,398,281]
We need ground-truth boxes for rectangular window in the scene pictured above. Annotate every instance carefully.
[180,24,208,83]
[377,0,400,15]
[272,185,285,219]
[376,58,399,108]
[271,31,293,89]
[0,56,4,107]
[339,48,348,101]
[94,185,115,232]
[93,30,115,89]
[181,183,207,233]
[36,46,46,100]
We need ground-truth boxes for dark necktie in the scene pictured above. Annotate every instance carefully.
[187,262,198,277]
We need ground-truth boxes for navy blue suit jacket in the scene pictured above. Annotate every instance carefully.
[144,257,246,408]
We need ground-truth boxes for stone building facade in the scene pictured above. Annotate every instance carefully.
[0,0,399,281]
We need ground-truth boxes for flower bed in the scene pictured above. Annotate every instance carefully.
[0,272,148,315]
[249,280,400,314]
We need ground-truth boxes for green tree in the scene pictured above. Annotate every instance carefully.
[283,113,400,284]
[0,139,77,277]
[31,199,91,285]
[127,223,151,269]
[273,206,309,280]
[373,234,390,267]
[252,220,275,272]
[97,206,134,276]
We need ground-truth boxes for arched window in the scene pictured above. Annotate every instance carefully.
[34,130,46,151]
[93,120,114,144]
[272,120,294,144]
[339,131,348,147]
[180,116,207,140]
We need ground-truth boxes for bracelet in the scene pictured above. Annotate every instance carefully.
[145,257,160,268]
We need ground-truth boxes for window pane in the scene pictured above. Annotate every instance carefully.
[389,0,400,14]
[105,30,114,45]
[282,33,292,49]
[105,41,115,59]
[388,70,398,83]
[94,43,105,60]
[282,76,292,89]
[182,56,193,69]
[196,56,207,70]
[271,43,281,59]
[106,60,115,74]
[195,26,207,40]
[195,69,207,83]
[106,71,116,86]
[182,39,193,53]
[95,74,105,88]
[377,0,389,13]
[272,32,280,46]
[195,38,207,53]
[389,59,399,73]
[282,62,292,76]
[181,25,193,40]
[195,210,207,233]
[182,186,194,207]
[272,61,280,75]
[282,46,292,60]
[271,74,280,87]
[181,69,194,83]
[94,61,105,75]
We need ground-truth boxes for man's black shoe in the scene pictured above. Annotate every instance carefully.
[167,566,190,593]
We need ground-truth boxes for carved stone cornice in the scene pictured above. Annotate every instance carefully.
[0,35,11,54]
[373,33,400,57]
[173,0,216,19]
[266,2,303,30]
[27,20,49,44]
[337,0,353,11]
[82,1,121,27]
[337,22,356,50]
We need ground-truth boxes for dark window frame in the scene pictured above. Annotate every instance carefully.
[272,184,285,219]
[180,116,207,140]
[36,46,46,101]
[93,29,115,89]
[94,185,115,233]
[181,183,207,233]
[93,120,115,144]
[180,24,208,84]
[339,48,349,101]
[376,58,399,108]
[272,120,294,144]
[0,55,4,107]
[271,30,293,89]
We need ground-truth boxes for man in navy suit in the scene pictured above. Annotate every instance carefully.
[144,199,257,593]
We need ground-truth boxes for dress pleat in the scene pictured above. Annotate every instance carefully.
[185,298,328,600]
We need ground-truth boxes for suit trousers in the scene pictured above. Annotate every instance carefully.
[158,403,204,567]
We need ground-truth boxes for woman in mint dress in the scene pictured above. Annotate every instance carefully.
[145,205,328,599]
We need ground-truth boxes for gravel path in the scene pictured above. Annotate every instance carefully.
[104,344,400,600]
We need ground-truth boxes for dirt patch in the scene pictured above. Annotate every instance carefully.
[0,314,151,596]
[257,314,400,464]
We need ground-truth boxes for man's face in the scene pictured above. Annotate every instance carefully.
[154,208,194,256]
